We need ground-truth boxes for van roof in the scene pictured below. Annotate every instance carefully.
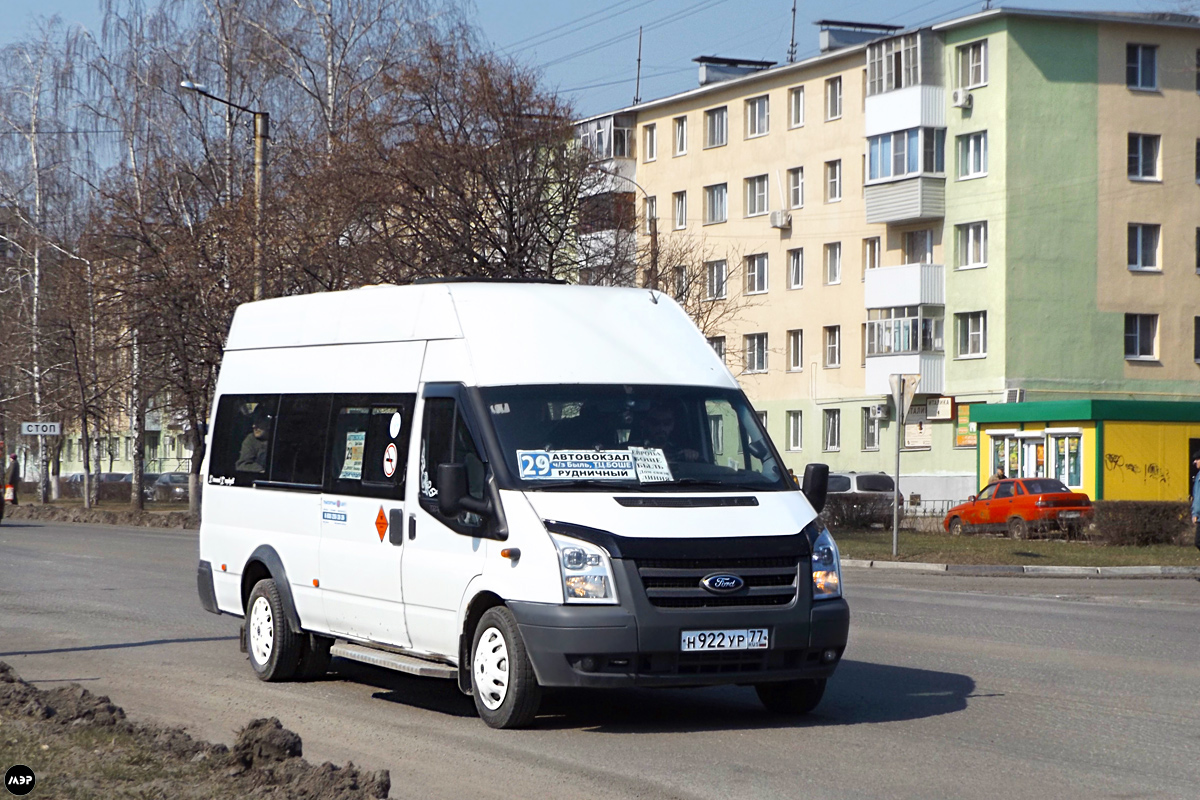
[224,283,737,389]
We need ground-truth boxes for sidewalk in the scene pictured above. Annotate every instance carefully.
[842,558,1200,578]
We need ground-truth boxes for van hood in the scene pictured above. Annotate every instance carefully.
[521,490,818,540]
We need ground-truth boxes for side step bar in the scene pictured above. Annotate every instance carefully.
[330,641,457,680]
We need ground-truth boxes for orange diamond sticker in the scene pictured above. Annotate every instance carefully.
[375,506,388,542]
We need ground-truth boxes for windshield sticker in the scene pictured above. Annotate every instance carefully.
[630,447,673,482]
[388,411,403,438]
[382,442,399,478]
[490,402,511,415]
[339,431,366,480]
[517,450,637,480]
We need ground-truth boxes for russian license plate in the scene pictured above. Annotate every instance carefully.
[680,628,769,652]
[1059,511,1081,519]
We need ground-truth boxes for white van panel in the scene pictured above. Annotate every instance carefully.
[474,490,566,605]
[419,339,476,386]
[523,490,818,540]
[216,342,426,395]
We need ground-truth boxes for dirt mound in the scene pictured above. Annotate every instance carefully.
[0,662,388,798]
[3,503,199,529]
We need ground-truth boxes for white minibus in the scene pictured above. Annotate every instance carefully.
[197,281,848,728]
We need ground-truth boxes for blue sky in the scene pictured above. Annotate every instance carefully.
[3,0,1183,117]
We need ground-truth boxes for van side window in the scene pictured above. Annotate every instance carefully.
[209,395,280,487]
[271,395,331,486]
[420,398,485,526]
[327,394,414,499]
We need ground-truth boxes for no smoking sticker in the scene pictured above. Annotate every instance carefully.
[382,443,398,478]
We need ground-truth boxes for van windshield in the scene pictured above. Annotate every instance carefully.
[479,384,791,491]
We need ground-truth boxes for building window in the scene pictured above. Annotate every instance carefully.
[705,259,727,299]
[1196,139,1200,182]
[863,237,881,272]
[958,132,987,178]
[825,160,842,202]
[924,128,946,173]
[824,242,842,284]
[710,414,725,454]
[868,128,945,181]
[787,167,804,208]
[786,411,802,451]
[1127,223,1160,271]
[1196,227,1200,273]
[745,253,769,294]
[789,86,804,127]
[903,229,933,264]
[956,311,987,358]
[825,76,842,120]
[1126,44,1157,90]
[1128,133,1160,179]
[787,329,803,371]
[745,333,768,373]
[704,106,727,148]
[704,183,727,224]
[644,196,656,234]
[866,306,942,355]
[862,408,880,451]
[788,248,803,288]
[1194,317,1200,362]
[823,409,841,451]
[824,325,841,368]
[866,34,919,95]
[958,40,987,88]
[643,124,657,161]
[708,335,726,362]
[1049,433,1083,488]
[746,95,769,137]
[745,174,769,216]
[673,116,687,155]
[1124,313,1157,359]
[957,222,987,269]
[673,191,687,229]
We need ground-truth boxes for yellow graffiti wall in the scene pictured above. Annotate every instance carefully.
[1102,422,1200,501]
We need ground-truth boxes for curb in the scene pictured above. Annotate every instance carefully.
[843,560,1200,578]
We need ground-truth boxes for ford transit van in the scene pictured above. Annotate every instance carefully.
[197,282,849,728]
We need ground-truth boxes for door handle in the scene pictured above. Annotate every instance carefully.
[389,509,404,546]
[408,516,417,540]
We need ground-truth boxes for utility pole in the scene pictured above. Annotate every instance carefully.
[647,211,659,291]
[634,27,643,104]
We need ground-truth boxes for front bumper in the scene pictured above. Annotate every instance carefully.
[508,559,849,689]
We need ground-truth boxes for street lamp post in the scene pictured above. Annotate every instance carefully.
[180,80,269,301]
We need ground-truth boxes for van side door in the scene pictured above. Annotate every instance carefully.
[318,394,415,646]
[401,385,493,660]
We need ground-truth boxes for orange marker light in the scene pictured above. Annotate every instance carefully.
[313,579,320,587]
[220,564,227,572]
[500,548,521,560]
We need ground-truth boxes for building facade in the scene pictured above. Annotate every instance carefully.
[578,10,1200,503]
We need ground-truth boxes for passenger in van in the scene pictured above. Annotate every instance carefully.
[236,411,272,473]
[637,402,699,462]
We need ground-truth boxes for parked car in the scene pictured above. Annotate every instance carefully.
[943,478,1093,539]
[122,472,161,502]
[824,471,901,527]
[154,472,190,502]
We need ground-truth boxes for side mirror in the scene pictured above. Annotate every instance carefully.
[968,495,976,503]
[437,463,491,517]
[801,463,829,514]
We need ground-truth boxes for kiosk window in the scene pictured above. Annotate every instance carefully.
[327,394,414,499]
[209,394,280,486]
[271,395,331,486]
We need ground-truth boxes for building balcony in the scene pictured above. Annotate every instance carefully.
[864,262,944,309]
[864,176,945,224]
[865,352,944,395]
[865,84,945,137]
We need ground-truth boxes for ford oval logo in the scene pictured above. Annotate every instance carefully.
[700,573,745,594]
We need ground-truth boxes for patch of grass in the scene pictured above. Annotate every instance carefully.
[837,528,1200,566]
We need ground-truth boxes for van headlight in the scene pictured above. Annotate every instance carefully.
[811,527,842,600]
[548,533,618,604]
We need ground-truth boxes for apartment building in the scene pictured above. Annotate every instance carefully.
[578,10,1200,503]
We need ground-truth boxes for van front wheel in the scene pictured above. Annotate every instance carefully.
[246,579,302,682]
[471,606,541,729]
[755,678,827,716]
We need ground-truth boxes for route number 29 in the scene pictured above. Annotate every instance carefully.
[518,452,552,478]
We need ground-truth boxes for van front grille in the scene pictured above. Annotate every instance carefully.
[633,556,800,609]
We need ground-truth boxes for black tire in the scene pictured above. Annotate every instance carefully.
[470,606,541,729]
[948,517,964,536]
[755,678,827,716]
[245,579,303,682]
[294,633,333,680]
[1008,517,1028,540]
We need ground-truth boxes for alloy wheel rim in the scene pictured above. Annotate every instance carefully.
[473,626,509,710]
[249,596,274,665]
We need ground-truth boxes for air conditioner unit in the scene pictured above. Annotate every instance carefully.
[768,210,792,229]
[1005,388,1025,404]
[951,88,973,109]
[869,403,890,421]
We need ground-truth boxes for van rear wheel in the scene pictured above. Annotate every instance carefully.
[471,606,541,729]
[246,579,302,682]
[755,678,826,716]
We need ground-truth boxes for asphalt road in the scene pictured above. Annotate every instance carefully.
[2,521,1199,799]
